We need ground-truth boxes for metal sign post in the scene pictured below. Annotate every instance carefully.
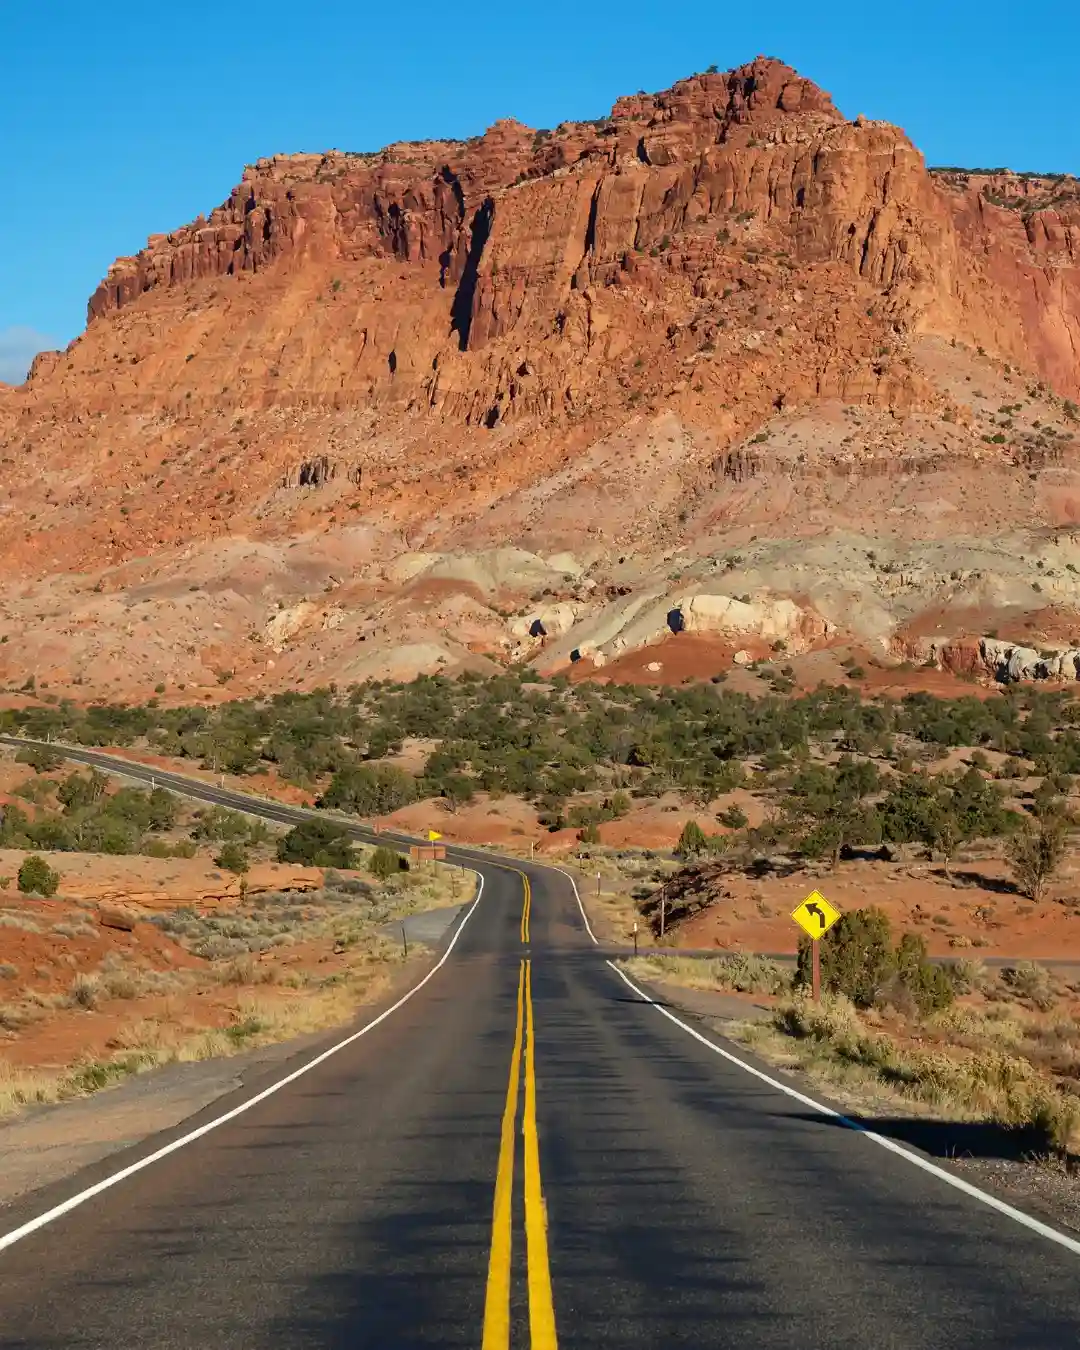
[791,889,841,1002]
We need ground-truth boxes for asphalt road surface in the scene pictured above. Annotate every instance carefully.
[2,738,1080,1347]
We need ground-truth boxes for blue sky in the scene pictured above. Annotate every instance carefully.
[1,0,1077,382]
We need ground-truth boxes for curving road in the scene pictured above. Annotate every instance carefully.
[2,737,1080,1348]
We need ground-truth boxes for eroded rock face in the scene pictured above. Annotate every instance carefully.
[3,59,1077,562]
[71,58,1080,414]
[2,57,1080,698]
[672,593,833,646]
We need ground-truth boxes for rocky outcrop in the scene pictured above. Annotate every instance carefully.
[509,602,583,641]
[980,638,1080,683]
[528,586,833,671]
[3,59,1080,700]
[918,636,1080,683]
[670,593,833,645]
[68,56,1079,421]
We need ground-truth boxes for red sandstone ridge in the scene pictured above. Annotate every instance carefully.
[1,57,1080,699]
[67,56,1078,406]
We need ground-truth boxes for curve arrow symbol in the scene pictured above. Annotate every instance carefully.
[806,902,826,930]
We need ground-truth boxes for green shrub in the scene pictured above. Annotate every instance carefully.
[1007,818,1068,901]
[675,820,708,858]
[320,763,416,815]
[14,745,64,772]
[215,841,250,874]
[369,846,406,879]
[894,932,956,1013]
[17,854,60,897]
[796,907,954,1013]
[798,907,893,1007]
[276,820,356,869]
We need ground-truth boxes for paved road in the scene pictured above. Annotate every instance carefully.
[2,739,1080,1347]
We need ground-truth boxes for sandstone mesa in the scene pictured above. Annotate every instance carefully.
[1,57,1080,696]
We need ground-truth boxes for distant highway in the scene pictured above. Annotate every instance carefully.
[2,735,1080,1348]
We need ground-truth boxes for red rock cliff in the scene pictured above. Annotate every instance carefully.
[1,56,1078,587]
[75,56,1078,410]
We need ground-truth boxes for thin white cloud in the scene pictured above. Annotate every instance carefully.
[0,326,59,385]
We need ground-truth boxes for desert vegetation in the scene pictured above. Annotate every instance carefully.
[6,674,1080,900]
[0,856,472,1120]
[0,765,274,870]
[624,905,1080,1159]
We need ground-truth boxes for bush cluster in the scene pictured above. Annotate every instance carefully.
[795,907,955,1013]
[0,771,180,857]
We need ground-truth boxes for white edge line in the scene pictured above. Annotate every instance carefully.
[552,866,597,944]
[0,872,485,1254]
[605,958,1080,1259]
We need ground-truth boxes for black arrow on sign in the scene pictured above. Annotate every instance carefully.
[806,903,827,930]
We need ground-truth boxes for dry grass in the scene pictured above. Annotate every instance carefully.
[621,952,789,996]
[0,1063,59,1118]
[51,920,97,939]
[0,913,42,932]
[735,992,1080,1153]
[0,865,477,1123]
[0,963,395,1122]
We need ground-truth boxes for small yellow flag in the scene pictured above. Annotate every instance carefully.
[428,830,443,842]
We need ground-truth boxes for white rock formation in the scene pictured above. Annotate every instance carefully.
[981,638,1080,682]
[509,602,583,640]
[671,593,831,643]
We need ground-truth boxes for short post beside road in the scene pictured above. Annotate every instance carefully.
[633,921,638,956]
[595,871,601,898]
[401,923,408,960]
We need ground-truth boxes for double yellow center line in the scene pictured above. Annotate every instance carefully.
[482,875,557,1348]
[520,874,532,944]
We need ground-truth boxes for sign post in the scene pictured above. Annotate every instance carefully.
[790,889,841,1002]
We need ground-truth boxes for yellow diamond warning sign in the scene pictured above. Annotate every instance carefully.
[791,890,841,940]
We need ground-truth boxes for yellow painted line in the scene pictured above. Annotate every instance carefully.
[523,959,558,1349]
[481,960,526,1350]
[520,872,531,944]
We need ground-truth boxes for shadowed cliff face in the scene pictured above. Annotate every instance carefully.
[0,57,1079,701]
